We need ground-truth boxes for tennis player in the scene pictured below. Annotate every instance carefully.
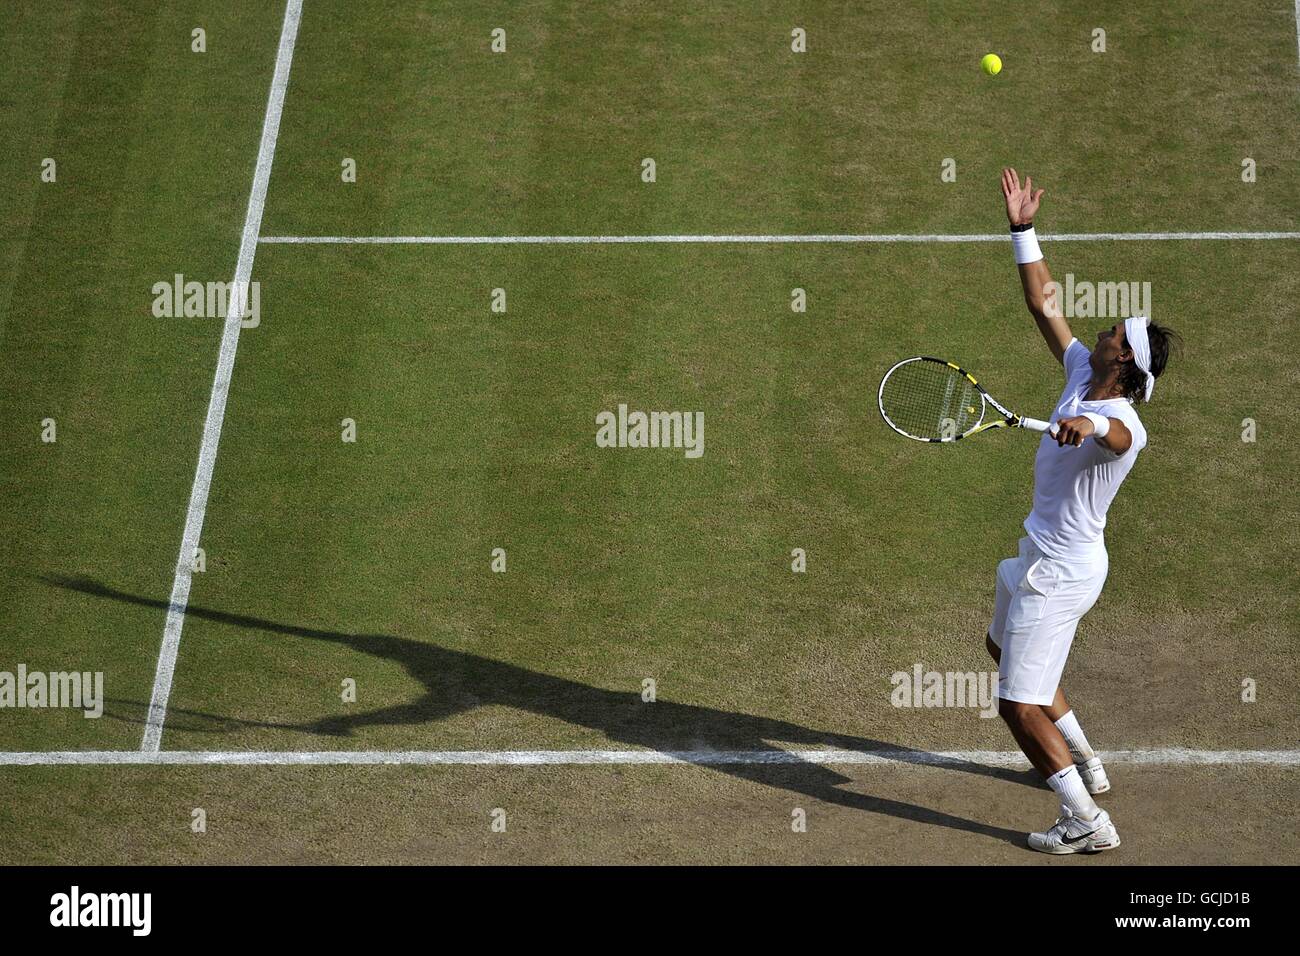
[989,168,1178,854]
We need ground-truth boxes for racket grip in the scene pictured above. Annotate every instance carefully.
[1020,416,1059,436]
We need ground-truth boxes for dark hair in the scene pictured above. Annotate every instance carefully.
[1119,321,1181,403]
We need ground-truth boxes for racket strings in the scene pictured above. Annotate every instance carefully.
[880,361,985,440]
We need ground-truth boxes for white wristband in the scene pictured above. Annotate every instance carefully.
[1081,412,1110,438]
[1011,226,1043,264]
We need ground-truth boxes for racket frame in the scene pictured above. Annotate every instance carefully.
[878,356,1053,443]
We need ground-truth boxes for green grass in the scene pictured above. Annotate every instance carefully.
[0,0,283,750]
[0,0,1297,862]
[265,0,1300,237]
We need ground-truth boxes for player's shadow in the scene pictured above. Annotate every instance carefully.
[44,574,1035,846]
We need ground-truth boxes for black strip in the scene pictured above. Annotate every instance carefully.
[0,866,1281,939]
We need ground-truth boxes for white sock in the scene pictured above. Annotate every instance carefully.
[1054,710,1095,762]
[1046,765,1100,820]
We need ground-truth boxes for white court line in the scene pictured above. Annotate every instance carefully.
[2,749,1298,767]
[1295,0,1300,69]
[141,0,304,753]
[258,231,1300,245]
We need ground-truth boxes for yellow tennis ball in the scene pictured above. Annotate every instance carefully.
[981,53,1002,75]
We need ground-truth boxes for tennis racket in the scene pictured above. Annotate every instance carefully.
[878,356,1058,443]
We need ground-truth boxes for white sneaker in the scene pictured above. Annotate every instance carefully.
[1028,807,1121,855]
[1077,756,1111,795]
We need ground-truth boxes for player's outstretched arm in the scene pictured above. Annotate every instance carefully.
[1001,167,1073,365]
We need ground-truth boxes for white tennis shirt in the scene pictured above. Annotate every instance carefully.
[1023,338,1147,561]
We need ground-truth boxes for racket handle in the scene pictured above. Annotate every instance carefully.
[1020,416,1059,437]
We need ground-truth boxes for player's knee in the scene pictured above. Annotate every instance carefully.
[998,697,1033,726]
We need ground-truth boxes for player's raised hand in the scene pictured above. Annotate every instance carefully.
[1001,167,1045,226]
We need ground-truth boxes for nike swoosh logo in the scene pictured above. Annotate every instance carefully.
[1065,826,1101,846]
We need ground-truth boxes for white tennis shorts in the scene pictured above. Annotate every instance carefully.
[988,536,1108,706]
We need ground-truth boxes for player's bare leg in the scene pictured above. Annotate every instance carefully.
[984,639,1075,775]
[986,636,1109,793]
[997,699,1072,778]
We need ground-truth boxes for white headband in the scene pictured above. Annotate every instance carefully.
[1124,316,1156,403]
